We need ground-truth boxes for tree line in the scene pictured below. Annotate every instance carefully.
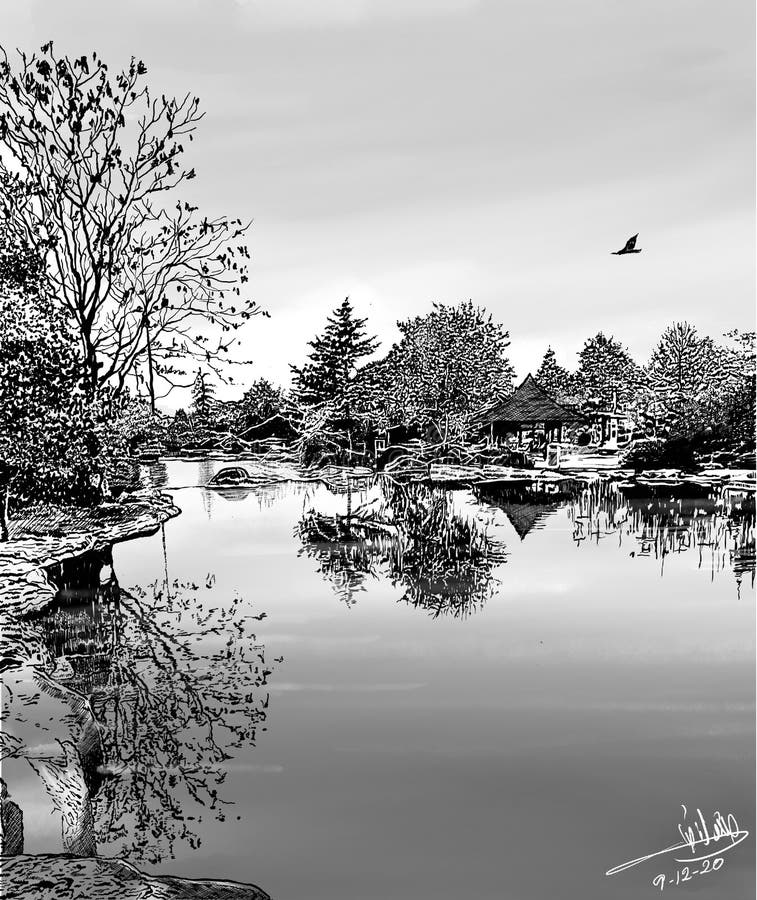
[0,43,754,532]
[164,295,755,467]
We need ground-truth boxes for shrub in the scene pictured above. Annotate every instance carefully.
[622,437,696,472]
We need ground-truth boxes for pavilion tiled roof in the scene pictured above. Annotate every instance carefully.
[475,374,582,425]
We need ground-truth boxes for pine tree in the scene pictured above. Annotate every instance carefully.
[190,370,216,423]
[238,378,283,429]
[291,297,378,408]
[535,347,577,405]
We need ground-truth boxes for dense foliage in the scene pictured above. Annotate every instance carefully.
[576,332,642,408]
[535,347,579,406]
[381,301,515,438]
[0,234,109,529]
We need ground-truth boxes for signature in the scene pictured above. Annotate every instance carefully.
[606,806,749,877]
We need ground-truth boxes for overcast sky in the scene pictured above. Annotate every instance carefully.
[3,0,755,408]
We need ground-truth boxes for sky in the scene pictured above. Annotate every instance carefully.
[1,0,755,410]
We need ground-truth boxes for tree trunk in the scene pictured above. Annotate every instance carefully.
[0,481,10,541]
[145,314,156,413]
[81,323,101,398]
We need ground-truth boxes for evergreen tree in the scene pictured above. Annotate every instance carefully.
[236,378,284,431]
[291,297,378,408]
[535,347,578,405]
[165,408,193,450]
[190,370,216,423]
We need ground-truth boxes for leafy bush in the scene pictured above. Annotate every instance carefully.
[0,284,109,509]
[622,437,696,472]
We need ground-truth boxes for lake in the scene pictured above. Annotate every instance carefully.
[6,458,755,899]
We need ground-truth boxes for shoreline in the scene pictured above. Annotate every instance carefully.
[0,459,751,617]
[0,490,181,618]
[0,855,270,900]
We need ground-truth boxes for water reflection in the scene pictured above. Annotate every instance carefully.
[205,478,312,512]
[1,551,271,863]
[475,481,581,540]
[298,477,755,609]
[139,460,169,491]
[298,480,508,617]
[565,481,756,592]
[1,465,753,896]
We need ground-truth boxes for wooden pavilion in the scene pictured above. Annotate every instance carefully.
[475,374,583,452]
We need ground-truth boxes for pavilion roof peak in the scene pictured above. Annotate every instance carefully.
[475,373,582,425]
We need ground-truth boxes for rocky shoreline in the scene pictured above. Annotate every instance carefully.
[0,490,181,617]
[0,855,270,900]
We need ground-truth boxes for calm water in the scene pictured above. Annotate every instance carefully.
[4,458,755,900]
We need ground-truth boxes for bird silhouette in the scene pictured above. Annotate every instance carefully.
[612,233,642,255]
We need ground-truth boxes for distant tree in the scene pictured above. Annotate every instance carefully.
[647,322,719,422]
[106,395,164,454]
[211,400,240,434]
[0,43,263,399]
[681,329,756,450]
[346,358,395,431]
[576,332,641,408]
[235,378,285,433]
[165,407,193,450]
[384,301,514,438]
[724,329,756,373]
[190,370,216,424]
[291,297,378,409]
[706,376,756,450]
[717,330,756,405]
[535,347,579,405]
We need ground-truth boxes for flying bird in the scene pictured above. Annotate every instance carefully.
[612,233,642,255]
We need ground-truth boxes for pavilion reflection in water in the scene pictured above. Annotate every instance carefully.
[474,480,583,540]
[299,477,756,607]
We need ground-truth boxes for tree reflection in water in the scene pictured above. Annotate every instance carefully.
[298,480,508,617]
[299,477,756,611]
[2,552,271,864]
[568,481,756,593]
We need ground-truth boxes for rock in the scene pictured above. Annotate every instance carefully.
[0,855,271,900]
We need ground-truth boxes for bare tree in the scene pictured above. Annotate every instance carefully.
[0,43,263,401]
